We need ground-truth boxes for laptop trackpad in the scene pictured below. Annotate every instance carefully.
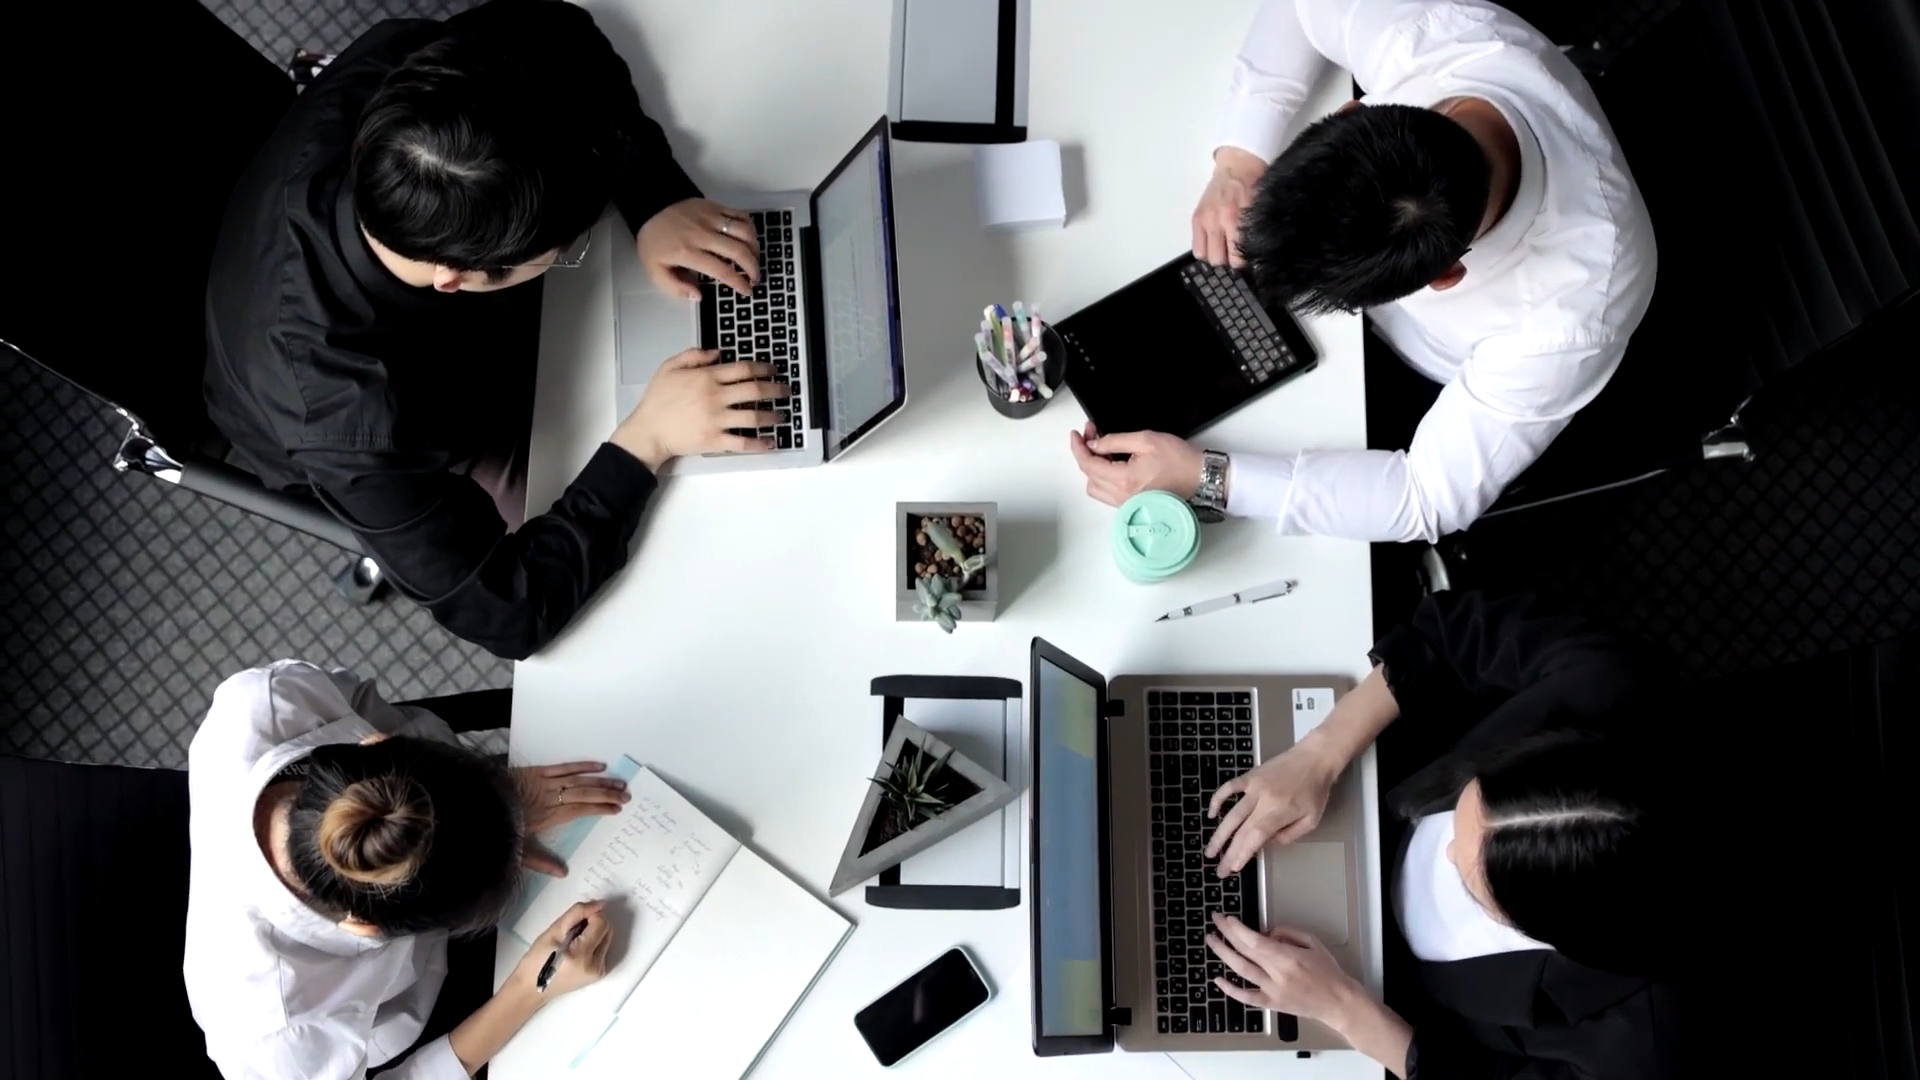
[618,289,699,385]
[1266,841,1350,946]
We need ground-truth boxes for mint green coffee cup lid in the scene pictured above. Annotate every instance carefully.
[1112,491,1200,583]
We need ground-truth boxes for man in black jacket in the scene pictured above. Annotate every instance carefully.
[204,0,786,658]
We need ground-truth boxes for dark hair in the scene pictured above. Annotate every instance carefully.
[1239,104,1491,315]
[1398,728,1670,975]
[349,37,620,277]
[286,736,523,937]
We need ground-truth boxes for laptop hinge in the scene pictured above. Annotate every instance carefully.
[797,222,831,455]
[1102,699,1125,718]
[1106,1005,1133,1027]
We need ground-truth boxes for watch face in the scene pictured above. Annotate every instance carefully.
[1189,501,1226,524]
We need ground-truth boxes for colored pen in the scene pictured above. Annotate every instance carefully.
[1023,308,1047,359]
[976,332,1016,386]
[535,918,590,993]
[1154,579,1299,623]
[1012,300,1030,335]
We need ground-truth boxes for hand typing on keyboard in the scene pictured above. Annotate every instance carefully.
[1205,916,1364,1030]
[1204,737,1343,877]
[1067,422,1205,508]
[636,197,762,299]
[609,348,790,469]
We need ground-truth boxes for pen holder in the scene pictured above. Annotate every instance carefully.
[976,326,1068,420]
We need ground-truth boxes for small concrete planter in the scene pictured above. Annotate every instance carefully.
[896,502,998,631]
[829,717,1016,897]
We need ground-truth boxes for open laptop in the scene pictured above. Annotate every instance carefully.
[1028,638,1365,1056]
[610,117,907,476]
[1057,255,1318,440]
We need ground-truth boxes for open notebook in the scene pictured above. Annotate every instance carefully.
[494,760,852,1078]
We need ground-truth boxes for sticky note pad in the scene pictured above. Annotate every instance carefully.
[974,139,1067,230]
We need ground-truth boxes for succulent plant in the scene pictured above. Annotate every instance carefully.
[870,738,958,836]
[913,574,964,633]
[923,519,986,586]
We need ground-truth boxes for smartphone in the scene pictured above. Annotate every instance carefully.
[853,947,992,1067]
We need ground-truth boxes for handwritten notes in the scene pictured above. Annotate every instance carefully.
[572,795,722,926]
[511,764,741,1004]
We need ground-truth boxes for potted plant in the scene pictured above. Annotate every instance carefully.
[829,717,1016,897]
[896,502,998,632]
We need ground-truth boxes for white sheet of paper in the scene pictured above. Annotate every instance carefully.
[974,139,1067,229]
[509,767,740,1047]
[583,849,852,1079]
[896,698,1008,886]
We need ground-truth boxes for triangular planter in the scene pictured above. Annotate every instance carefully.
[829,716,1017,897]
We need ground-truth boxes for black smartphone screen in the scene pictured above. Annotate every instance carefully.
[854,948,990,1066]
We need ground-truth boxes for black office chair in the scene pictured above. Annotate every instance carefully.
[1415,0,1920,593]
[0,755,220,1080]
[0,0,381,601]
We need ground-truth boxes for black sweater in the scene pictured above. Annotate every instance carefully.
[203,0,698,659]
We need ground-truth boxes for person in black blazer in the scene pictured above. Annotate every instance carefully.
[1200,590,1679,1079]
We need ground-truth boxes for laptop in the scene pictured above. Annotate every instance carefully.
[610,118,908,476]
[1028,638,1365,1056]
[1057,255,1318,440]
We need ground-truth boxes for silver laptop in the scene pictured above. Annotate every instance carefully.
[1028,639,1365,1057]
[611,118,907,476]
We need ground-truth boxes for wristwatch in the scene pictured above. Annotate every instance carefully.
[1190,449,1230,523]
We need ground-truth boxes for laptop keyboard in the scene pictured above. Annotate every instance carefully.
[1146,688,1298,1041]
[707,209,804,450]
[1179,260,1307,388]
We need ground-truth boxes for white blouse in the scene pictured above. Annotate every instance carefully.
[1395,811,1550,963]
[183,661,470,1080]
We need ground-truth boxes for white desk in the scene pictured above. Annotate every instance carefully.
[499,2,1380,1078]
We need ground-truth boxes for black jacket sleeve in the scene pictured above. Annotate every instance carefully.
[299,442,656,660]
[1369,591,1660,760]
[445,0,700,233]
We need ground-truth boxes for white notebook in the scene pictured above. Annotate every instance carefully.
[496,762,852,1078]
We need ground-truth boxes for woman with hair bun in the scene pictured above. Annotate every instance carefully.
[183,661,629,1079]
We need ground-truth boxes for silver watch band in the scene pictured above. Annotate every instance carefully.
[1192,449,1229,520]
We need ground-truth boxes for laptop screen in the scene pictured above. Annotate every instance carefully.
[811,122,905,460]
[1034,655,1107,1038]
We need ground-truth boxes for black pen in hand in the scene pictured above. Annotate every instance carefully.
[535,919,590,993]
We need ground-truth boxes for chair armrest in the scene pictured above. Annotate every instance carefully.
[176,453,366,555]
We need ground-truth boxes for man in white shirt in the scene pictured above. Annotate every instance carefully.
[1069,0,1656,544]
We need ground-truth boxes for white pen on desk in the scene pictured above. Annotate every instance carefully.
[1154,578,1298,623]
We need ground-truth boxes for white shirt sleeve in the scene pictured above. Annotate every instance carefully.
[1216,0,1451,162]
[222,1023,466,1080]
[1228,339,1626,542]
[1216,0,1327,162]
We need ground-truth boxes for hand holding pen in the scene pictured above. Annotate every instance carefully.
[522,900,614,999]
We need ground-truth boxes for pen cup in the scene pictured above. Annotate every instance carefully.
[1111,491,1200,584]
[976,325,1068,419]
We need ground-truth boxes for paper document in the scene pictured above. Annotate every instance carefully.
[494,761,852,1079]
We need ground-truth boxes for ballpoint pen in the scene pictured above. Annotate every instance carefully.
[1154,578,1298,623]
[535,918,590,993]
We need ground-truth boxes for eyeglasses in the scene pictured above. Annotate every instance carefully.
[545,230,593,269]
[485,230,592,277]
